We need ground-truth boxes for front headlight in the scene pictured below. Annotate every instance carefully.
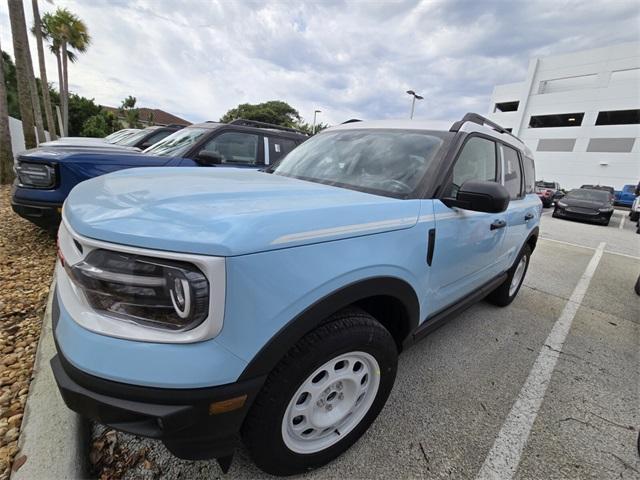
[65,249,209,331]
[15,161,56,188]
[598,207,613,213]
[557,201,568,208]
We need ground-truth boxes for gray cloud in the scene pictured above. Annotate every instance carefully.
[1,0,638,125]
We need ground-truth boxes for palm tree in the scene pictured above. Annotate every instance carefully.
[7,0,37,148]
[32,0,57,140]
[40,8,90,136]
[0,36,14,184]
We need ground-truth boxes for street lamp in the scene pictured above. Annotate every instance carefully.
[312,109,322,134]
[406,90,423,119]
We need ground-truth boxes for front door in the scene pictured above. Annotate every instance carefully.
[425,135,508,316]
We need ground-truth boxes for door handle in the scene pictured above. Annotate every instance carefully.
[490,219,507,230]
[524,213,534,221]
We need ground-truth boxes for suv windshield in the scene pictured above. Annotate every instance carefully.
[272,129,448,197]
[567,189,610,202]
[116,128,156,147]
[536,181,555,189]
[143,127,209,157]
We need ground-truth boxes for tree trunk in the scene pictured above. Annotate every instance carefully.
[7,0,36,149]
[25,44,46,144]
[61,41,68,136]
[55,49,64,136]
[32,0,57,140]
[0,36,15,184]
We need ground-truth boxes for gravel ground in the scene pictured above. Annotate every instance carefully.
[0,185,56,480]
[88,211,639,479]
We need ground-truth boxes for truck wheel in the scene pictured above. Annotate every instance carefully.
[629,211,639,222]
[241,308,398,476]
[487,245,532,307]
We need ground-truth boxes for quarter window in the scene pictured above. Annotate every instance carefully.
[501,145,523,199]
[268,138,297,164]
[200,132,259,165]
[447,136,497,197]
[522,156,536,194]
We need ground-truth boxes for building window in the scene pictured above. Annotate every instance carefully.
[536,138,576,152]
[529,113,584,128]
[595,109,640,126]
[494,101,519,113]
[538,74,597,94]
[586,138,636,153]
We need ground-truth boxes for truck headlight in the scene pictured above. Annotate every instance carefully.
[598,207,613,213]
[65,249,209,331]
[15,162,56,188]
[557,201,568,208]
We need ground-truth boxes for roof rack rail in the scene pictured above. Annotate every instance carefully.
[450,113,521,141]
[228,118,307,135]
[165,124,186,129]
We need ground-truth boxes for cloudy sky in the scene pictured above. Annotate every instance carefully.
[1,0,639,125]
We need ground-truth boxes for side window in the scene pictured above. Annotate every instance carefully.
[447,136,497,197]
[501,145,523,199]
[522,155,536,194]
[268,138,297,164]
[199,132,259,165]
[140,130,171,149]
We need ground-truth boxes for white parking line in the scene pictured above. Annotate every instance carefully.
[539,237,640,260]
[618,215,625,230]
[475,242,606,480]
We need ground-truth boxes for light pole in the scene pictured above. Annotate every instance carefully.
[406,90,423,119]
[312,109,321,134]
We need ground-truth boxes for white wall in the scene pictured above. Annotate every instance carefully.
[488,42,640,190]
[8,116,50,159]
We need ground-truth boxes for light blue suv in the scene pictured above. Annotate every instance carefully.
[51,113,541,475]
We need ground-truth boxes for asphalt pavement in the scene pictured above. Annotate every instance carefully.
[102,209,640,480]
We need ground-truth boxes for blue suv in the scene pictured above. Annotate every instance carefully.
[11,120,306,230]
[51,113,541,475]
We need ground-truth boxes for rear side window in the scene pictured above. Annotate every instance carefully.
[268,137,297,164]
[446,136,497,197]
[522,156,536,194]
[200,132,259,165]
[501,145,523,199]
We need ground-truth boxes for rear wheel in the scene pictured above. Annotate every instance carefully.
[629,211,639,222]
[487,245,531,307]
[242,308,398,476]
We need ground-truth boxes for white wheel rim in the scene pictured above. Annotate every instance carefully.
[281,351,381,454]
[509,255,528,297]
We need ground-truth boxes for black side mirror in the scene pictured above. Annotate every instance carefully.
[195,150,223,165]
[443,180,510,213]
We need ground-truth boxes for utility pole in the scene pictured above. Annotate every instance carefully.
[312,109,321,134]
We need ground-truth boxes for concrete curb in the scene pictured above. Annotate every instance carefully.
[11,282,89,479]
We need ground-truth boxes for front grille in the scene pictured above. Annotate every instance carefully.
[566,207,597,215]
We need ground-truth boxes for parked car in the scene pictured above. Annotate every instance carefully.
[614,184,638,207]
[50,113,541,475]
[535,180,563,207]
[553,188,615,225]
[39,125,184,151]
[11,120,307,230]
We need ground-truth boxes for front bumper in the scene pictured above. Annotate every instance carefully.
[11,195,61,230]
[51,293,266,460]
[554,207,613,224]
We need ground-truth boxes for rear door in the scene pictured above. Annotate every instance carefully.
[426,135,508,315]
[500,144,539,265]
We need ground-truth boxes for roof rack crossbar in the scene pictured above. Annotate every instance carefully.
[450,112,521,142]
[228,118,307,135]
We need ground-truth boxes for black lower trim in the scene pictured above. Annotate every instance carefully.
[406,272,508,346]
[11,196,62,230]
[51,291,265,460]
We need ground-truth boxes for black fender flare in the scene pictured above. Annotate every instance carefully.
[238,276,420,381]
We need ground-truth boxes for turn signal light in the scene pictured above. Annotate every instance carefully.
[208,395,247,415]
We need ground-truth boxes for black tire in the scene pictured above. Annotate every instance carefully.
[487,245,532,307]
[552,209,559,218]
[629,211,639,222]
[635,275,640,296]
[241,308,398,476]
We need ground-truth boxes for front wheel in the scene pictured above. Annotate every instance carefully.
[487,244,531,307]
[242,309,398,476]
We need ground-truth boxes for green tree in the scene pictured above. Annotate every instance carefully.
[41,8,90,136]
[2,51,19,119]
[67,93,101,136]
[0,39,14,184]
[220,100,302,127]
[294,121,329,135]
[119,95,141,128]
[81,110,122,137]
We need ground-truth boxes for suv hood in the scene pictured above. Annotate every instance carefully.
[64,168,420,256]
[19,148,172,166]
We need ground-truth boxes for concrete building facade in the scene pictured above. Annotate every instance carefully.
[487,42,640,190]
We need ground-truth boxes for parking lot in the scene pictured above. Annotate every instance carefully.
[100,209,639,480]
